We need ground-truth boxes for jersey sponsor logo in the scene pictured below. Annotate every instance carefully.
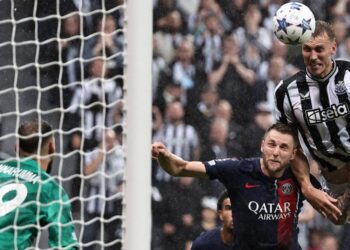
[335,81,347,95]
[208,160,216,166]
[300,91,310,100]
[305,103,350,125]
[281,183,294,195]
[244,183,260,189]
[248,201,291,220]
[208,159,230,166]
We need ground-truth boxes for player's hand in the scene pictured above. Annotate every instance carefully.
[151,142,168,159]
[303,186,341,222]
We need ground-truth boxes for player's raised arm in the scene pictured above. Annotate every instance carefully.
[291,149,342,222]
[152,142,208,178]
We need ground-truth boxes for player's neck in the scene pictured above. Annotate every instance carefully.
[220,227,234,246]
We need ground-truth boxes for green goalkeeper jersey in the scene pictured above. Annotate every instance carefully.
[0,158,78,249]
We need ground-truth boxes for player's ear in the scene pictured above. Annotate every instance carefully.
[260,139,265,153]
[48,138,55,155]
[290,147,297,160]
[218,210,224,222]
[330,41,337,56]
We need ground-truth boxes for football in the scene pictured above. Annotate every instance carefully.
[273,2,315,45]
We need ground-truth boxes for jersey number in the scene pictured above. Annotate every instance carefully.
[0,183,28,216]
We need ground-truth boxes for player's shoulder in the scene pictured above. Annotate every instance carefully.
[234,157,260,171]
[276,70,306,90]
[192,228,221,247]
[335,58,350,68]
[206,157,257,168]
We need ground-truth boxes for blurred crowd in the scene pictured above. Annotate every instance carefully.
[150,0,350,250]
[6,0,350,249]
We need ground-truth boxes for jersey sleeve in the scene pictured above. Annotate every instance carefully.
[274,80,295,124]
[190,239,201,250]
[204,159,241,186]
[310,174,322,190]
[40,181,78,249]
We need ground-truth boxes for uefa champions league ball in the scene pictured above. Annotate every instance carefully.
[273,2,315,45]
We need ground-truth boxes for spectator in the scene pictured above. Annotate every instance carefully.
[194,13,224,73]
[153,10,189,64]
[59,14,84,109]
[84,14,124,79]
[153,0,186,33]
[239,102,274,158]
[200,118,242,161]
[152,36,171,102]
[153,101,200,184]
[187,0,231,35]
[233,3,272,60]
[156,177,204,250]
[208,34,256,125]
[257,38,299,81]
[60,0,102,36]
[218,0,248,29]
[188,84,219,143]
[213,100,245,154]
[68,58,123,150]
[256,55,287,117]
[199,118,241,197]
[170,39,207,108]
[154,79,186,116]
[339,224,350,250]
[308,228,324,250]
[337,34,350,60]
[82,128,124,250]
[332,17,349,58]
[298,201,316,250]
[320,233,339,250]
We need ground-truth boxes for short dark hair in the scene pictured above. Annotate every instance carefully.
[217,190,229,211]
[18,119,53,154]
[265,123,299,148]
[312,20,336,41]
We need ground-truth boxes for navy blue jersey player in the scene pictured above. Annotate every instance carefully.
[191,191,234,250]
[152,123,312,249]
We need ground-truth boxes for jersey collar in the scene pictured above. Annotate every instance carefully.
[306,59,336,83]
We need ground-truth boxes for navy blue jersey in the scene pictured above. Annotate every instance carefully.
[191,227,232,250]
[205,158,303,250]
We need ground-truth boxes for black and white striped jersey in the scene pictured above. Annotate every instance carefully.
[275,59,350,171]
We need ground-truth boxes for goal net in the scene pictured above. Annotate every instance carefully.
[0,0,152,249]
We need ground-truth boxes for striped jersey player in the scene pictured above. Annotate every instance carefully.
[153,123,308,249]
[274,20,350,224]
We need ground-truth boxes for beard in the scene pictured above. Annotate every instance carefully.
[262,154,286,177]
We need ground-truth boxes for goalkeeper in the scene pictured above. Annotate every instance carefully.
[0,120,78,249]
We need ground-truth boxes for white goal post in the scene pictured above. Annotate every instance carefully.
[124,0,152,250]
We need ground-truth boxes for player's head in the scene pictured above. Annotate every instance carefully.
[17,119,55,173]
[260,123,298,178]
[217,190,233,230]
[302,20,336,79]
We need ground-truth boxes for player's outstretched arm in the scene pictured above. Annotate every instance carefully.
[291,149,342,222]
[152,142,208,178]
